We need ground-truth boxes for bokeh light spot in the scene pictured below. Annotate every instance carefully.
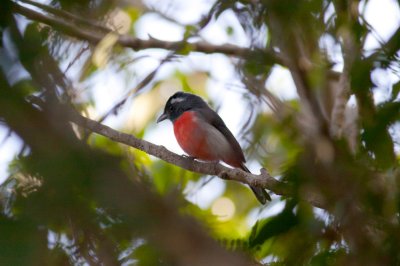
[211,197,236,221]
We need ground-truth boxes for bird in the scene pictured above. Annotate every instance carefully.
[157,91,271,204]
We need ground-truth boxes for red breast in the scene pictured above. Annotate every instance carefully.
[173,111,241,167]
[173,111,216,161]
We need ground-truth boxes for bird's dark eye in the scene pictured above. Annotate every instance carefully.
[168,105,173,111]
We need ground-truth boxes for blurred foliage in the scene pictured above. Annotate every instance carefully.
[1,0,400,265]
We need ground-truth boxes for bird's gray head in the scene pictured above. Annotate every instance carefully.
[157,92,208,122]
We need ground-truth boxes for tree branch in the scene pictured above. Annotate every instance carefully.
[13,2,277,59]
[69,110,280,189]
[66,108,329,208]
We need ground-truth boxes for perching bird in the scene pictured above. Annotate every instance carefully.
[157,91,271,204]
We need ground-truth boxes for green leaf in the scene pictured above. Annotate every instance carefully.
[0,216,49,265]
[150,161,200,195]
[226,26,234,36]
[133,242,166,266]
[391,80,400,101]
[249,201,299,247]
[309,249,347,266]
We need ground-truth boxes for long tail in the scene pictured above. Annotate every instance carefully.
[241,164,271,204]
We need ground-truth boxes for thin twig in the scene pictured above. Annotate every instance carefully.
[18,0,111,33]
[98,51,178,123]
[64,45,90,75]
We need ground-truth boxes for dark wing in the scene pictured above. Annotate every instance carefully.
[196,107,271,204]
[196,107,246,164]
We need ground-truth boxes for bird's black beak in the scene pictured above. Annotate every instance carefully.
[156,112,168,123]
